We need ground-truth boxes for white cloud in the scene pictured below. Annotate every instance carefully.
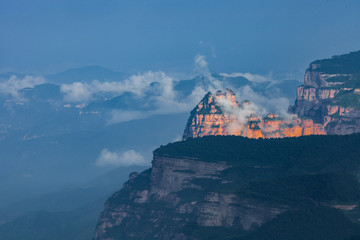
[106,70,207,124]
[60,71,175,103]
[0,75,46,98]
[193,55,222,92]
[108,110,147,124]
[172,135,183,142]
[194,55,210,77]
[219,72,272,83]
[237,85,292,119]
[106,56,292,125]
[96,149,149,167]
[60,82,92,102]
[217,97,261,124]
[214,87,293,135]
[61,56,295,125]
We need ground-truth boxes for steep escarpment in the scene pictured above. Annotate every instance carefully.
[184,51,360,139]
[290,50,360,135]
[183,89,325,139]
[95,134,360,240]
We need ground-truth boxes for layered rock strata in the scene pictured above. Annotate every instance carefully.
[184,51,360,139]
[183,89,325,139]
[94,153,287,240]
[290,51,360,135]
[94,135,360,240]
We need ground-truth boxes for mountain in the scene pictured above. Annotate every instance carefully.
[0,166,147,240]
[174,75,251,97]
[0,72,27,80]
[174,74,301,101]
[0,197,107,240]
[46,65,129,84]
[0,65,302,207]
[183,51,360,139]
[0,54,354,238]
[94,134,360,240]
[183,89,325,139]
[19,83,62,101]
[289,50,360,135]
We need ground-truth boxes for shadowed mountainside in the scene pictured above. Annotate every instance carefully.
[95,134,360,240]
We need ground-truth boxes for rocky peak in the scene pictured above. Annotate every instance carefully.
[183,89,326,140]
[214,88,238,107]
[182,89,240,139]
[185,51,360,138]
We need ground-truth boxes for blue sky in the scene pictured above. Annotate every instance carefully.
[0,0,359,76]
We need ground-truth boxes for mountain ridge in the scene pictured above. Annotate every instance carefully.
[183,89,325,139]
[94,50,360,240]
[184,50,360,139]
[94,134,360,240]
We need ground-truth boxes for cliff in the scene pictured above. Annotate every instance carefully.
[290,50,360,135]
[184,51,360,139]
[94,51,360,240]
[183,89,325,139]
[94,134,360,240]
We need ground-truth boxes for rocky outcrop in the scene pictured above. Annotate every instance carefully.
[94,134,360,240]
[183,89,325,139]
[94,150,288,240]
[290,51,360,135]
[184,51,360,139]
[182,90,238,138]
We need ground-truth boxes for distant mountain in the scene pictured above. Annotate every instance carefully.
[0,166,145,240]
[0,112,188,207]
[0,72,27,80]
[0,64,321,239]
[174,74,301,101]
[0,198,106,240]
[46,65,129,83]
[19,83,62,101]
[174,74,251,97]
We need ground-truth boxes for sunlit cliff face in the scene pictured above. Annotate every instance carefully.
[183,89,326,140]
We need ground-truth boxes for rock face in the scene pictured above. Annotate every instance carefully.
[94,148,289,240]
[184,51,360,139]
[94,135,360,240]
[94,156,267,240]
[290,50,360,135]
[183,89,325,139]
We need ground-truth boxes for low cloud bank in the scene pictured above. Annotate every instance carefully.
[1,55,297,124]
[60,71,174,103]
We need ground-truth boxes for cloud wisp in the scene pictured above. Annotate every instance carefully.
[193,55,222,92]
[237,85,292,119]
[104,55,294,124]
[96,149,149,167]
[0,75,46,98]
[216,97,262,124]
[219,72,272,83]
[108,110,148,125]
